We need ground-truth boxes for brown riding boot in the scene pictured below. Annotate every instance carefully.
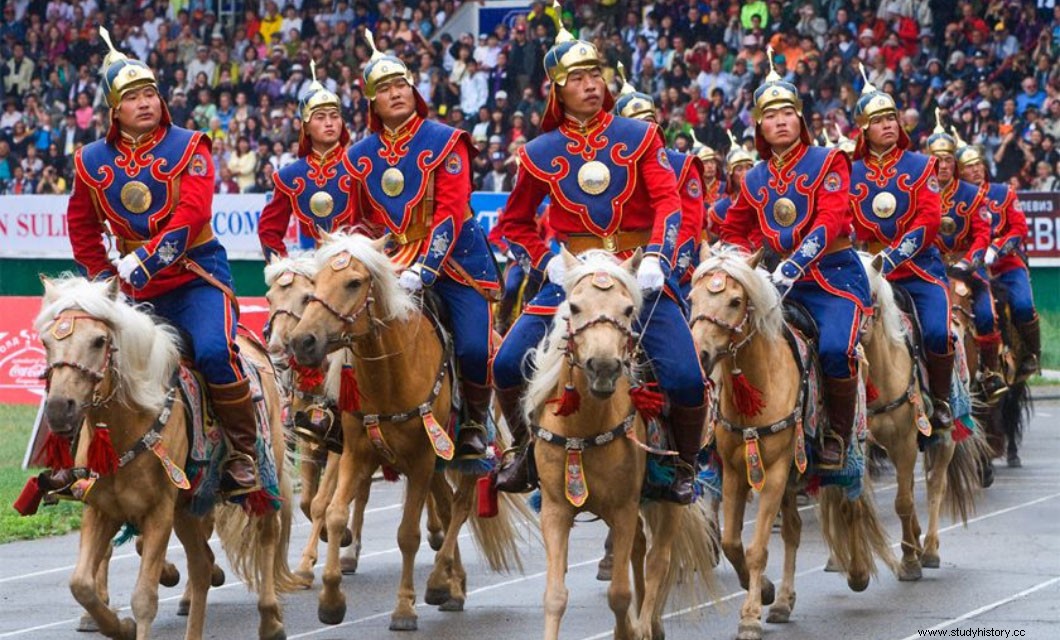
[667,402,708,505]
[1015,315,1041,379]
[924,351,955,431]
[976,335,1008,403]
[455,381,491,459]
[209,379,261,498]
[819,376,857,470]
[493,385,536,493]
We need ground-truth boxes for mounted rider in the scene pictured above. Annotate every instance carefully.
[341,30,501,460]
[66,28,260,498]
[926,117,1007,400]
[849,65,954,432]
[258,60,357,261]
[718,48,871,469]
[705,131,756,242]
[953,133,1041,381]
[492,12,707,504]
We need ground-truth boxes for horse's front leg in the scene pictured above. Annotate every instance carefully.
[76,537,114,632]
[539,497,575,640]
[766,481,802,624]
[317,449,362,625]
[736,455,789,640]
[633,504,676,640]
[341,463,371,575]
[130,502,176,640]
[71,508,127,637]
[299,442,326,521]
[171,512,212,640]
[922,433,956,569]
[390,459,432,631]
[889,413,924,581]
[427,473,473,612]
[427,471,452,552]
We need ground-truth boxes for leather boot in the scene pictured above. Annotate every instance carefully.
[455,381,491,459]
[666,402,707,505]
[1015,315,1041,379]
[925,351,955,431]
[209,379,261,498]
[975,335,1008,403]
[494,385,536,493]
[819,376,857,470]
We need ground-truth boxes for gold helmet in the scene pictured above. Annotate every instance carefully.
[724,130,755,172]
[362,28,415,100]
[952,127,984,169]
[99,26,158,109]
[543,1,604,87]
[853,62,898,129]
[751,46,803,123]
[300,59,341,122]
[926,108,957,157]
[690,129,718,164]
[613,62,655,121]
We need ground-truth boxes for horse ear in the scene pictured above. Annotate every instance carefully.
[622,248,643,274]
[560,245,579,271]
[104,276,121,300]
[699,241,713,264]
[747,247,765,270]
[318,229,335,245]
[39,274,55,299]
[870,253,884,275]
[370,233,391,253]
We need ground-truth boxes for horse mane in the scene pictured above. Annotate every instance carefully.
[264,252,318,286]
[35,275,181,413]
[522,251,642,423]
[313,231,416,322]
[857,252,906,346]
[692,247,784,341]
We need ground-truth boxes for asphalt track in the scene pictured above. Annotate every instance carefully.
[1,404,1057,640]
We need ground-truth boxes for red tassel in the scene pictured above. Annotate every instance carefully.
[476,475,499,518]
[243,490,273,516]
[865,379,880,404]
[43,432,74,470]
[88,426,118,476]
[547,383,581,416]
[730,369,765,418]
[289,356,325,391]
[805,473,822,497]
[953,418,973,443]
[13,476,44,516]
[630,382,665,421]
[339,364,361,413]
[382,465,400,482]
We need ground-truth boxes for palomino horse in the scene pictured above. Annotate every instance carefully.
[524,248,715,640]
[289,231,526,631]
[35,276,300,640]
[689,246,895,640]
[264,254,448,581]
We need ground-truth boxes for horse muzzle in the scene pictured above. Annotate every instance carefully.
[585,357,622,399]
[699,349,720,376]
[45,396,83,437]
[290,332,326,368]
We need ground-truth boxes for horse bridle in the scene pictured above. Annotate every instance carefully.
[562,310,639,370]
[304,279,379,344]
[689,276,758,359]
[39,314,118,409]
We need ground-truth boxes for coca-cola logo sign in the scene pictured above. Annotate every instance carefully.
[0,328,46,399]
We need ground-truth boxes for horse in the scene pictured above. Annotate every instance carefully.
[288,231,528,631]
[34,275,301,640]
[689,245,895,640]
[264,254,449,582]
[524,248,716,640]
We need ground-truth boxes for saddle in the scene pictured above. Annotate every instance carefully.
[782,299,819,344]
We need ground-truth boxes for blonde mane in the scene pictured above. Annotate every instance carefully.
[264,252,318,286]
[858,252,906,346]
[313,232,417,322]
[35,275,181,413]
[522,251,642,422]
[692,248,784,341]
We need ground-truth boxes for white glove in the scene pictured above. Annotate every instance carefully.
[116,253,139,283]
[636,256,665,293]
[985,246,999,266]
[545,255,566,285]
[770,263,796,289]
[398,264,424,291]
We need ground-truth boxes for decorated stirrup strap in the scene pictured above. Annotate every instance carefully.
[564,448,588,507]
[743,431,766,492]
[420,404,455,461]
[364,414,398,464]
[149,439,191,490]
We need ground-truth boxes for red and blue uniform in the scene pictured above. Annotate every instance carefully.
[982,183,1035,324]
[669,150,706,303]
[935,178,997,337]
[721,142,870,379]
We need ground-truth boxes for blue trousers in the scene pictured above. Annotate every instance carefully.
[970,271,998,336]
[994,267,1036,324]
[787,250,871,379]
[148,279,243,384]
[492,284,705,407]
[894,275,953,355]
[433,276,493,385]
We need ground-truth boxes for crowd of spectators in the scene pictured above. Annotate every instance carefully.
[2,0,1060,197]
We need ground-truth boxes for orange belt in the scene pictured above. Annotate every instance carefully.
[391,209,473,245]
[117,226,215,256]
[562,230,652,255]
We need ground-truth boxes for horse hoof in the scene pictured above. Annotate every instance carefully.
[211,565,226,587]
[824,557,840,573]
[389,616,418,631]
[119,618,137,640]
[847,575,870,592]
[1007,455,1022,468]
[898,561,923,582]
[428,531,445,552]
[921,553,940,569]
[760,578,776,606]
[340,556,359,575]
[736,621,762,640]
[262,629,287,640]
[295,569,315,585]
[177,598,190,616]
[318,603,347,625]
[159,565,180,587]
[424,587,451,606]
[596,566,613,582]
[766,606,791,624]
[652,628,666,640]
[439,597,465,612]
[76,613,99,632]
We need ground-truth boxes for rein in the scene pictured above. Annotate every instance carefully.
[39,314,118,410]
[305,279,379,343]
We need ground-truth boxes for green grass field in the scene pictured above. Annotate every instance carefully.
[1041,311,1060,372]
[0,404,82,543]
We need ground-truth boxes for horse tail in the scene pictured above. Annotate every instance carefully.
[467,488,537,574]
[1000,380,1031,451]
[817,483,899,583]
[650,497,720,613]
[925,425,991,525]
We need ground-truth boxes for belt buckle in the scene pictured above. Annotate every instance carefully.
[602,234,618,252]
[393,231,408,244]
